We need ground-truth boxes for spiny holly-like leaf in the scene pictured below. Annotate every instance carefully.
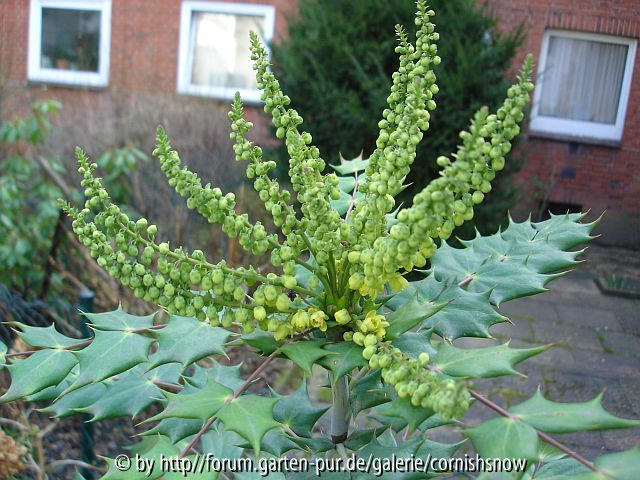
[344,427,387,450]
[272,379,328,437]
[83,306,156,331]
[0,341,7,370]
[428,215,595,306]
[280,340,330,374]
[288,435,334,455]
[216,394,280,455]
[416,438,464,462]
[10,322,86,348]
[463,417,539,461]
[61,329,155,395]
[318,342,366,381]
[431,242,555,305]
[573,446,640,480]
[375,397,434,434]
[525,456,589,479]
[146,378,232,423]
[147,316,230,370]
[509,389,640,434]
[350,370,392,415]
[390,331,437,360]
[74,364,180,421]
[102,435,179,480]
[200,423,244,460]
[141,417,203,443]
[162,457,220,480]
[331,154,369,174]
[1,349,77,402]
[432,342,551,378]
[26,380,71,402]
[239,428,298,456]
[391,276,508,340]
[354,435,425,480]
[186,361,245,391]
[236,330,280,355]
[40,381,107,418]
[384,296,451,340]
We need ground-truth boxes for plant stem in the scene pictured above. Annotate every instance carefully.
[330,375,351,444]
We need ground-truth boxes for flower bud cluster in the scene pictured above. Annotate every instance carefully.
[366,343,470,420]
[153,127,275,256]
[352,1,440,244]
[229,93,298,238]
[249,32,345,265]
[350,58,534,294]
[67,149,309,331]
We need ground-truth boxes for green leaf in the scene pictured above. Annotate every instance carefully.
[432,342,551,378]
[527,456,590,479]
[272,380,328,437]
[288,435,334,454]
[392,276,508,340]
[509,389,640,434]
[41,382,107,418]
[354,435,424,480]
[1,349,77,402]
[61,329,155,395]
[239,428,298,456]
[73,365,178,421]
[390,331,437,359]
[0,341,6,369]
[216,394,280,455]
[161,456,220,480]
[10,322,85,348]
[147,316,230,370]
[186,361,245,391]
[146,378,232,423]
[590,447,640,480]
[280,340,330,374]
[200,423,244,459]
[141,417,203,444]
[384,296,451,340]
[375,396,434,434]
[318,342,366,381]
[83,307,156,331]
[102,435,179,480]
[350,370,392,415]
[237,330,280,354]
[331,155,369,174]
[463,417,539,461]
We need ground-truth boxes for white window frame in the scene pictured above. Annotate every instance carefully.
[530,29,637,143]
[177,1,275,103]
[28,0,111,87]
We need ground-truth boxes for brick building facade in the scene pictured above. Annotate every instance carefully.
[1,0,638,246]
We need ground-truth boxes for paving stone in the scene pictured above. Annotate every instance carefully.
[532,324,604,352]
[555,304,623,331]
[618,379,640,418]
[599,330,640,358]
[601,428,640,453]
[570,349,639,380]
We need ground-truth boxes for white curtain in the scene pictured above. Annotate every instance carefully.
[190,12,263,90]
[539,35,628,125]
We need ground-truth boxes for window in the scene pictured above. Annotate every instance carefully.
[177,1,275,102]
[28,0,111,87]
[530,30,636,143]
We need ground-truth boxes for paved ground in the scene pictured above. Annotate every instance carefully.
[446,270,640,460]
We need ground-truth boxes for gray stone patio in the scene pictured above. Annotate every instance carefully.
[451,270,640,459]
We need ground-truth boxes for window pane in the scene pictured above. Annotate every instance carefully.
[41,8,101,72]
[539,36,628,124]
[190,12,265,90]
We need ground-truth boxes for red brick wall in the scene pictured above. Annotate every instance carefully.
[0,0,297,140]
[487,0,640,246]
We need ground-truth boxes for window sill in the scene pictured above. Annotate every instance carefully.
[27,78,108,91]
[527,129,622,149]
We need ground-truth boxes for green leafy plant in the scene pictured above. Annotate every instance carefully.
[1,3,639,479]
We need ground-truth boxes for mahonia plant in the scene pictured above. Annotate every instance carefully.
[1,2,639,479]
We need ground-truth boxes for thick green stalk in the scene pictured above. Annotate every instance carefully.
[330,375,351,444]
